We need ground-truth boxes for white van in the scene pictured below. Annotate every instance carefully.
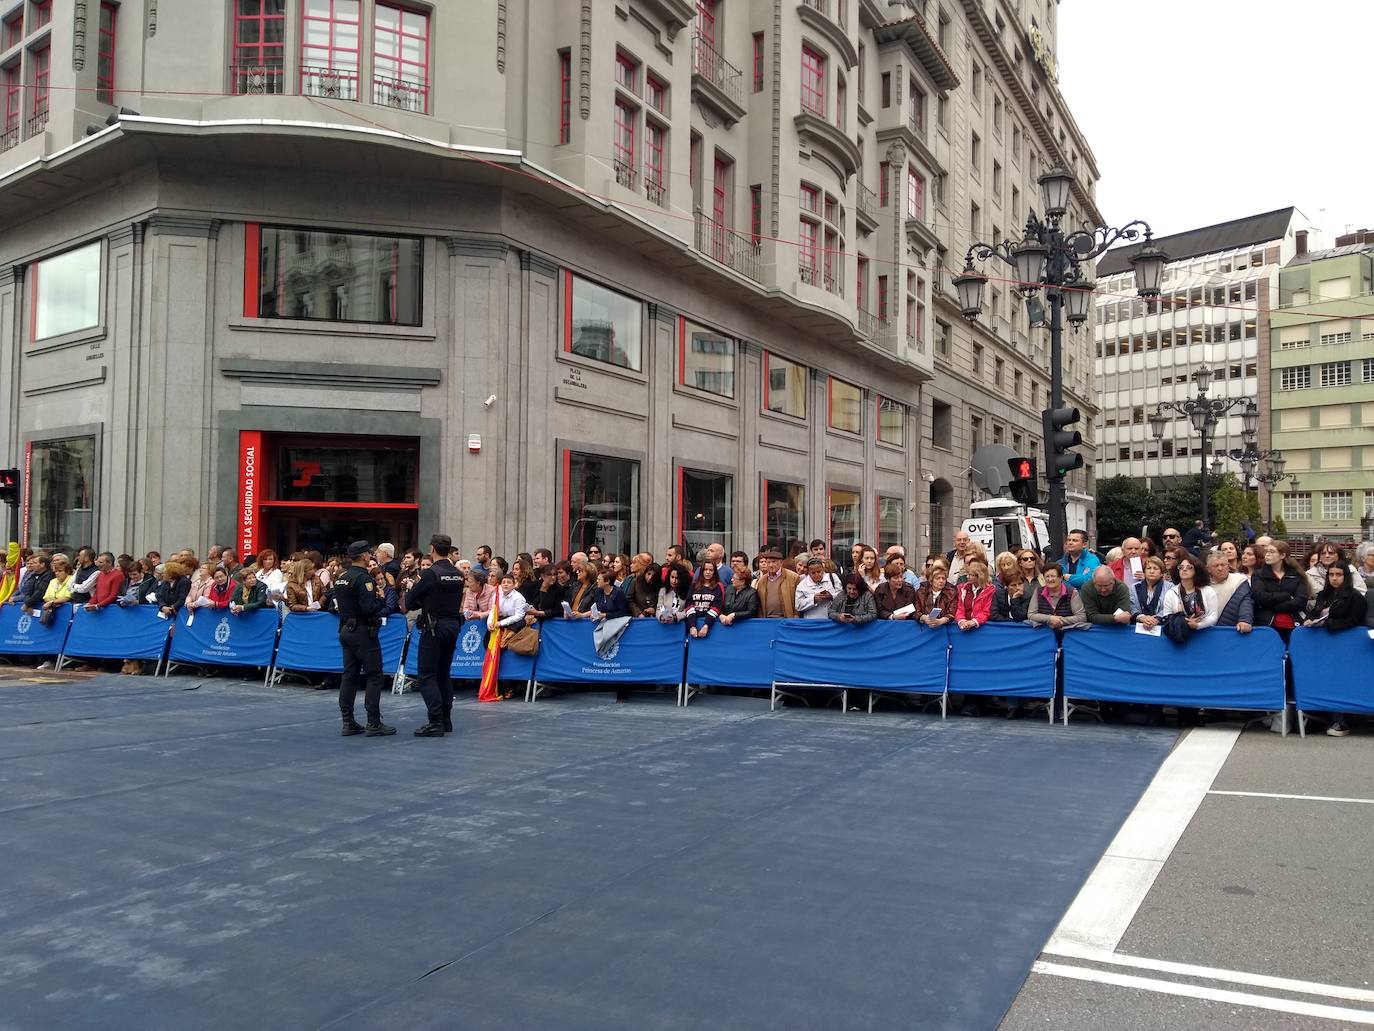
[960,499,1050,559]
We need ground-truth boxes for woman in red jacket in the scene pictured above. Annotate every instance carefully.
[955,559,995,630]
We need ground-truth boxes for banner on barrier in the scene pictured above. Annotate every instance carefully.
[947,623,1058,698]
[0,603,72,655]
[772,620,947,692]
[535,620,686,684]
[1290,627,1374,715]
[273,612,407,674]
[684,619,777,689]
[1062,625,1286,710]
[403,620,535,682]
[64,605,173,660]
[170,608,279,668]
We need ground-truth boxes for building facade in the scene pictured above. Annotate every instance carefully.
[0,0,1098,561]
[1092,209,1313,505]
[1269,238,1374,540]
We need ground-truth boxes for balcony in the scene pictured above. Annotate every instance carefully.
[372,74,428,114]
[645,176,666,207]
[797,0,859,69]
[855,182,878,232]
[0,126,17,154]
[794,110,861,179]
[857,307,876,338]
[232,63,285,96]
[25,110,47,138]
[695,211,762,282]
[614,159,638,191]
[301,65,359,102]
[800,263,820,287]
[908,110,927,145]
[822,266,844,298]
[691,33,746,125]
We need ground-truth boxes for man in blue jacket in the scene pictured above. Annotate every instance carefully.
[1058,529,1100,590]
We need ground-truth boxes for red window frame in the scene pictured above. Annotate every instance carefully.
[557,49,571,143]
[800,45,825,115]
[877,275,888,320]
[373,3,430,113]
[749,185,762,245]
[2,10,22,50]
[646,74,666,113]
[30,42,48,118]
[615,52,638,93]
[30,0,50,31]
[696,0,716,47]
[232,0,286,88]
[645,121,665,189]
[752,32,764,92]
[2,65,20,133]
[301,0,361,86]
[798,219,818,276]
[95,2,116,104]
[613,100,635,169]
[907,167,924,220]
[878,161,889,207]
[799,183,819,214]
[856,256,868,310]
[712,156,729,226]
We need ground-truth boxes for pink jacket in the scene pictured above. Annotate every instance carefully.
[956,582,995,625]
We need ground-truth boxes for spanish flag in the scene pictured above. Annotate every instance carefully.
[477,585,502,702]
[0,542,18,605]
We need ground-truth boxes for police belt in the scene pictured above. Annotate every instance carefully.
[340,618,380,632]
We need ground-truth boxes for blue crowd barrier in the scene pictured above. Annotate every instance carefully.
[272,612,407,675]
[947,623,1058,703]
[1062,625,1286,715]
[0,603,73,656]
[683,618,777,701]
[401,620,535,684]
[1290,626,1374,718]
[62,605,174,663]
[169,608,280,669]
[772,620,948,705]
[533,620,687,697]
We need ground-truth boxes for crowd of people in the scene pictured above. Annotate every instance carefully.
[3,527,1372,734]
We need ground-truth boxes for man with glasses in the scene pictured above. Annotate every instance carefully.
[1161,528,1182,549]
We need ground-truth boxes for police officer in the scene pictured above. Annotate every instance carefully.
[332,541,395,737]
[404,533,465,737]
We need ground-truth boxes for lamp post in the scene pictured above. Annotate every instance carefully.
[1252,451,1295,534]
[1148,369,1259,529]
[952,167,1165,557]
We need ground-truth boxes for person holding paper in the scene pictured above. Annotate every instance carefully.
[1081,567,1133,626]
[1130,556,1176,629]
[913,564,958,628]
[873,561,918,619]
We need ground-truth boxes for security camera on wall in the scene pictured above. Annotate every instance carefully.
[483,394,497,407]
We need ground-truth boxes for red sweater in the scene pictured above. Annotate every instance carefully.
[88,568,127,608]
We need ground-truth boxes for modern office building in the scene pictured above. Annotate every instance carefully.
[1093,208,1314,496]
[1269,237,1374,539]
[0,0,1098,561]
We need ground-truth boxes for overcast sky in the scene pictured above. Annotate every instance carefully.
[1057,0,1373,246]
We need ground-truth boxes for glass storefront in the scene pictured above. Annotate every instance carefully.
[33,241,101,341]
[828,487,860,567]
[568,273,643,372]
[255,225,423,326]
[679,468,732,557]
[763,479,804,556]
[877,495,904,556]
[274,439,418,504]
[681,318,735,397]
[26,436,97,554]
[565,451,640,557]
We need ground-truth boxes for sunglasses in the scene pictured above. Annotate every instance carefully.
[1019,556,1036,562]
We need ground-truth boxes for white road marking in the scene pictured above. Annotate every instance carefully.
[1044,726,1241,955]
[1033,961,1374,1024]
[1043,942,1374,1004]
[1208,789,1374,805]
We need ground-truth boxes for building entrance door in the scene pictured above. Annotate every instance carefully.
[267,510,420,560]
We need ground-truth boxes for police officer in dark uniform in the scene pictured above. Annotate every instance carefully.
[332,541,395,737]
[404,533,465,737]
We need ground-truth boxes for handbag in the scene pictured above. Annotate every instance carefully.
[504,625,540,655]
[1162,611,1192,645]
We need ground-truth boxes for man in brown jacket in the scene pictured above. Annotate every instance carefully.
[753,548,800,618]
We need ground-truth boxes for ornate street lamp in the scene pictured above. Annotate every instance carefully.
[956,172,1163,556]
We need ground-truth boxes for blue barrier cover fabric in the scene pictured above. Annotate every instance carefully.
[170,609,279,667]
[403,620,535,682]
[0,604,72,655]
[1290,626,1374,714]
[1063,625,1286,709]
[948,622,1057,698]
[772,619,947,692]
[684,619,777,688]
[64,606,172,660]
[273,613,407,674]
[536,620,686,684]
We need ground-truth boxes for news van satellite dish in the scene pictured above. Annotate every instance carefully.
[970,444,1018,494]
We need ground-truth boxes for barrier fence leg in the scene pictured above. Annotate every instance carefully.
[1297,709,1306,739]
[770,682,777,712]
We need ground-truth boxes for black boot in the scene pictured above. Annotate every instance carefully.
[341,714,366,736]
[413,721,445,737]
[365,717,396,736]
[442,707,453,733]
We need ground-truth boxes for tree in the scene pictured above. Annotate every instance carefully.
[1095,476,1157,546]
[1157,475,1202,533]
[1272,514,1288,537]
[1209,473,1249,539]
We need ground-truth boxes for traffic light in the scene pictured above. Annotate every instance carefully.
[1042,407,1084,476]
[0,468,18,506]
[1007,456,1038,506]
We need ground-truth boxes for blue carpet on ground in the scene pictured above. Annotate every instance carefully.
[0,677,1175,1030]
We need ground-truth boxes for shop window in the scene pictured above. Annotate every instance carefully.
[564,272,644,371]
[25,435,97,554]
[679,468,733,557]
[828,487,860,565]
[564,450,640,558]
[31,241,101,342]
[247,224,422,326]
[274,439,417,504]
[764,352,807,419]
[828,377,862,434]
[877,396,905,446]
[762,479,804,555]
[679,317,736,398]
[876,495,903,555]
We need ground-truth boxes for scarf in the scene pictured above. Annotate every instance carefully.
[1181,589,1203,618]
[1134,579,1164,615]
